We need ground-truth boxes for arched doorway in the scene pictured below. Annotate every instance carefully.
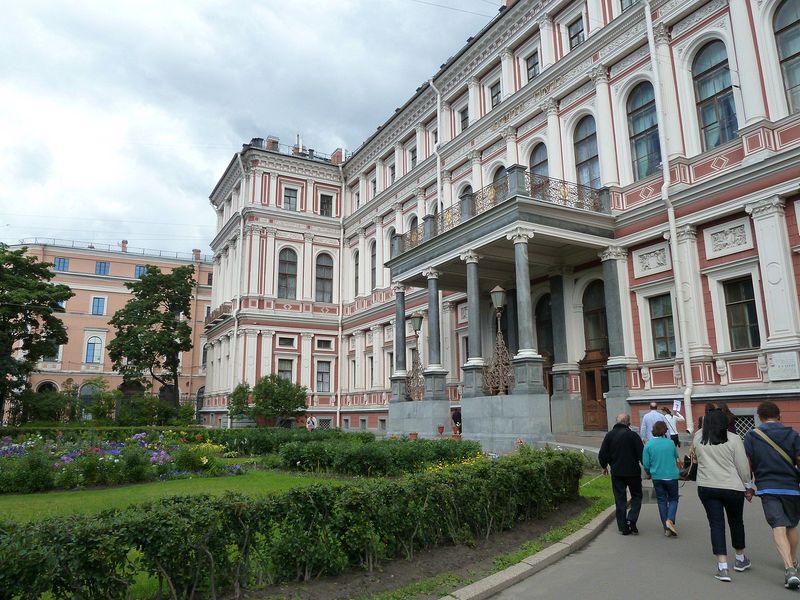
[79,382,100,420]
[535,294,554,396]
[36,382,58,394]
[118,381,145,399]
[579,280,609,430]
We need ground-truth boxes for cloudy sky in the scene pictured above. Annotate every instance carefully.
[0,0,498,255]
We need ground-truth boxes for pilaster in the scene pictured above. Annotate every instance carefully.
[590,65,619,186]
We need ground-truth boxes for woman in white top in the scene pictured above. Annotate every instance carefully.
[661,407,685,447]
[691,409,752,583]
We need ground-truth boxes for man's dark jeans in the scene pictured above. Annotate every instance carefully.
[611,475,643,531]
[698,486,746,555]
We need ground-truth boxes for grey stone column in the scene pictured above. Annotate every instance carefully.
[460,191,475,219]
[422,268,448,401]
[549,273,582,432]
[600,246,630,426]
[506,164,528,199]
[390,282,408,402]
[460,250,484,398]
[507,227,545,394]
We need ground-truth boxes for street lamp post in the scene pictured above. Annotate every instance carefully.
[406,312,425,400]
[483,286,514,395]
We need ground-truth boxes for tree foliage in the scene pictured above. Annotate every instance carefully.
[251,374,308,421]
[107,265,195,406]
[226,382,252,418]
[0,245,73,418]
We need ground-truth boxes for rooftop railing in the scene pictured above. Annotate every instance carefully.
[17,237,213,263]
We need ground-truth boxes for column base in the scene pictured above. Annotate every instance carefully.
[550,371,583,434]
[461,364,485,399]
[388,399,452,438]
[511,356,546,395]
[390,375,409,403]
[461,393,553,454]
[604,365,630,429]
[423,368,449,401]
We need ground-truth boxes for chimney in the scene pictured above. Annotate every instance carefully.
[266,136,280,151]
[121,240,128,253]
[504,0,518,7]
[249,137,265,148]
[331,148,344,165]
[192,248,201,261]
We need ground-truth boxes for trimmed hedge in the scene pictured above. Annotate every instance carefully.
[0,448,582,600]
[209,428,375,456]
[279,437,483,476]
[0,426,208,444]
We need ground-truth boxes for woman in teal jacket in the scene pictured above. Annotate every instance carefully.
[643,420,682,536]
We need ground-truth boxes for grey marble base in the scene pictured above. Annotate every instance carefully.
[550,372,583,433]
[390,375,408,403]
[461,364,485,399]
[423,369,449,401]
[388,399,452,438]
[462,393,553,454]
[604,365,630,428]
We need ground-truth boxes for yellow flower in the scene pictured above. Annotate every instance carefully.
[200,456,209,465]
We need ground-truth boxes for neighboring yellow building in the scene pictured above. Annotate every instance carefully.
[14,238,213,412]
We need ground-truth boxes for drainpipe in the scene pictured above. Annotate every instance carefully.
[230,151,246,429]
[644,2,694,433]
[336,163,346,429]
[429,78,444,214]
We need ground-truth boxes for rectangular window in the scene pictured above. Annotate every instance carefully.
[620,0,635,11]
[459,108,469,132]
[135,265,147,278]
[724,277,761,350]
[568,17,585,49]
[278,359,293,381]
[53,257,68,272]
[320,194,333,217]
[350,359,356,388]
[355,191,361,209]
[387,351,394,381]
[201,346,208,367]
[371,179,377,197]
[431,129,438,144]
[283,188,298,211]
[649,294,676,359]
[490,81,502,108]
[389,164,396,184]
[316,361,331,392]
[205,305,212,318]
[207,273,213,285]
[360,418,367,431]
[379,418,387,431]
[42,346,60,362]
[91,297,105,316]
[368,356,374,387]
[526,51,540,81]
[317,339,332,350]
[409,147,417,169]
[95,261,110,275]
[343,417,350,429]
[278,336,295,348]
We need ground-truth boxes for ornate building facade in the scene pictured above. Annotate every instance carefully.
[204,0,800,441]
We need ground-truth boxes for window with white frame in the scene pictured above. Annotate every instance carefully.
[53,257,68,272]
[529,143,548,177]
[379,418,387,431]
[277,358,293,381]
[91,297,105,316]
[620,0,636,11]
[649,294,676,359]
[277,248,298,299]
[283,188,298,211]
[693,40,738,151]
[409,146,417,169]
[459,107,469,133]
[389,163,396,184]
[724,277,761,351]
[135,264,147,278]
[350,359,356,388]
[355,190,361,209]
[490,81,502,108]
[278,336,295,348]
[386,350,394,381]
[315,253,334,303]
[574,116,600,188]
[526,51,540,82]
[42,345,60,362]
[85,336,103,364]
[343,417,350,429]
[627,81,661,180]
[568,17,585,50]
[371,178,377,198]
[704,261,765,354]
[320,194,333,217]
[317,338,333,350]
[353,250,360,296]
[370,241,377,290]
[316,361,331,392]
[368,356,374,387]
[95,261,110,276]
[774,1,800,114]
[360,418,367,431]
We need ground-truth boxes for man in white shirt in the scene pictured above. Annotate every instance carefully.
[640,402,668,442]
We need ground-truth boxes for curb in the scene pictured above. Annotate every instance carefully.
[439,504,616,600]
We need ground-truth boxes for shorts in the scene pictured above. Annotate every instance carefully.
[761,494,800,529]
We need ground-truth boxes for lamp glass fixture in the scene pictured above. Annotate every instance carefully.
[409,313,424,332]
[490,286,507,309]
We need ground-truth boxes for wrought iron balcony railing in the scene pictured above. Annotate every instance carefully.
[526,172,602,212]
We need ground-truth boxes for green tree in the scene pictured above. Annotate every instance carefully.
[251,374,308,423]
[107,265,195,407]
[83,377,121,422]
[226,382,252,418]
[0,245,73,419]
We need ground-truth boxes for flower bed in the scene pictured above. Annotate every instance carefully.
[0,433,241,494]
[0,448,584,599]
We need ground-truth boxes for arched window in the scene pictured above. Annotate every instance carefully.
[775,0,800,113]
[459,184,473,198]
[370,241,377,290]
[386,226,396,259]
[277,248,297,299]
[408,216,419,244]
[492,166,507,182]
[79,382,99,404]
[315,253,333,303]
[574,116,600,188]
[36,382,58,394]
[582,281,609,354]
[535,294,554,358]
[627,81,661,180]
[353,250,360,296]
[529,143,549,177]
[85,336,102,364]
[693,40,738,150]
[196,386,205,411]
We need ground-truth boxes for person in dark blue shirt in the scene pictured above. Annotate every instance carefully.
[744,401,800,590]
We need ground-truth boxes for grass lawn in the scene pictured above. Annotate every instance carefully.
[2,469,340,522]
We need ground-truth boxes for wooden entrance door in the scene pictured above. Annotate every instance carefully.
[580,350,608,431]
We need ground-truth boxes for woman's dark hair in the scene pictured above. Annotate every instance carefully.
[652,421,668,438]
[701,409,729,445]
[705,403,717,414]
[719,402,735,422]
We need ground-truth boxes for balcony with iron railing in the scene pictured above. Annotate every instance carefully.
[398,168,609,254]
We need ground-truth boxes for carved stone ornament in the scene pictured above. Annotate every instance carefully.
[653,22,671,45]
[703,217,754,260]
[599,246,628,261]
[391,281,406,294]
[422,267,440,280]
[415,187,426,199]
[459,249,481,264]
[675,225,697,242]
[468,149,482,163]
[303,232,315,242]
[541,97,559,115]
[589,65,609,85]
[745,196,785,219]
[506,226,535,244]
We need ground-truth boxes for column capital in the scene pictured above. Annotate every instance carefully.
[370,324,383,332]
[506,226,535,244]
[541,97,559,115]
[375,157,384,166]
[675,224,697,241]
[392,200,403,213]
[265,227,277,238]
[303,232,315,242]
[422,267,440,280]
[301,332,314,340]
[537,12,553,28]
[745,196,785,219]
[442,301,456,313]
[354,330,366,339]
[305,177,315,187]
[373,215,384,228]
[599,246,628,261]
[501,125,517,141]
[391,281,406,294]
[358,226,367,239]
[653,22,671,45]
[415,186,426,200]
[468,149,482,164]
[442,169,452,182]
[459,249,482,263]
[468,76,480,88]
[261,329,275,338]
[394,141,403,151]
[415,123,426,134]
[590,65,609,86]
[501,48,514,60]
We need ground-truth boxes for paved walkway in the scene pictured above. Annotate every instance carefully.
[493,481,793,599]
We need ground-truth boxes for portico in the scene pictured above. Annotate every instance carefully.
[386,164,630,452]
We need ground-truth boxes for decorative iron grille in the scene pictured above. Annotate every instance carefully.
[734,414,756,438]
[527,172,602,212]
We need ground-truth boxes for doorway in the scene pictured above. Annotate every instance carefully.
[579,280,610,431]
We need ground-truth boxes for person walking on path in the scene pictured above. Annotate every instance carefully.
[692,409,753,582]
[640,402,668,442]
[661,407,685,447]
[743,401,800,590]
[643,421,682,537]
[599,413,645,535]
[305,415,317,432]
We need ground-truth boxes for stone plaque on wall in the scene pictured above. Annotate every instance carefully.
[632,242,671,278]
[703,217,753,260]
[768,351,800,381]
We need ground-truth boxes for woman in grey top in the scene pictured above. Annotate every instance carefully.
[692,409,753,583]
